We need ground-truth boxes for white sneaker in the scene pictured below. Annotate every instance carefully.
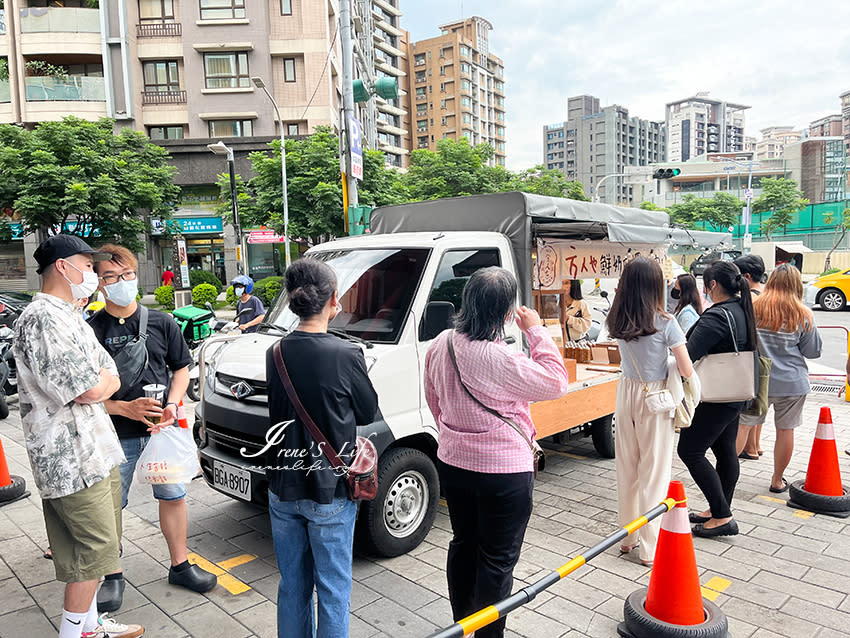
[81,614,145,638]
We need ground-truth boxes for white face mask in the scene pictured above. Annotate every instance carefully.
[235,287,245,297]
[104,279,139,307]
[60,259,99,300]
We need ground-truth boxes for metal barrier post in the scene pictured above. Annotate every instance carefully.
[811,326,849,402]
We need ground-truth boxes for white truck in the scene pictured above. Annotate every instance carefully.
[195,192,729,557]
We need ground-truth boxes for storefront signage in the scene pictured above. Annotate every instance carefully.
[6,222,99,241]
[151,216,224,235]
[534,239,666,286]
[247,230,285,244]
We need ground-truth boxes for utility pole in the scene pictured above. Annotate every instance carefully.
[339,0,358,210]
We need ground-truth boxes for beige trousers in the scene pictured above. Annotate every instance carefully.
[615,376,674,563]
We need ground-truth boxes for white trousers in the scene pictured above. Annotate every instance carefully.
[615,376,674,563]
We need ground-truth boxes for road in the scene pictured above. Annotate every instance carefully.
[812,308,850,374]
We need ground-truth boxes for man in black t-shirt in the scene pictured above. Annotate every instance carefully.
[231,275,265,333]
[88,244,217,613]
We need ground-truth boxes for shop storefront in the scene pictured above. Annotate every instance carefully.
[3,216,29,291]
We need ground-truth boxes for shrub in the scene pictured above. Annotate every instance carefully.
[821,267,841,277]
[154,285,174,310]
[192,283,218,308]
[225,284,237,307]
[189,269,223,294]
[253,276,284,307]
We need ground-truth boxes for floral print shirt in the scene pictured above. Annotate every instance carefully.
[13,293,125,499]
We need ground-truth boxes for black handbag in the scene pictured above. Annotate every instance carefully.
[110,305,150,400]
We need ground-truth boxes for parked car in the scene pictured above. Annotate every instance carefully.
[689,249,742,276]
[805,269,850,311]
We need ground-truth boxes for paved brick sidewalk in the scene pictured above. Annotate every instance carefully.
[1,392,850,637]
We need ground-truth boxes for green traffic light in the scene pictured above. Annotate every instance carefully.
[671,168,681,176]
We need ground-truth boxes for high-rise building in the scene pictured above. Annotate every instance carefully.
[783,137,847,204]
[808,114,843,138]
[755,126,802,160]
[841,89,850,157]
[665,94,749,162]
[542,95,665,205]
[408,16,506,166]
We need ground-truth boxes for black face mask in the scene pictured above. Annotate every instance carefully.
[671,288,681,300]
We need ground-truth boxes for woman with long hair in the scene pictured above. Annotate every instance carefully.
[672,273,703,333]
[265,258,379,638]
[425,267,569,638]
[740,264,822,492]
[561,279,592,341]
[606,257,694,566]
[678,261,757,538]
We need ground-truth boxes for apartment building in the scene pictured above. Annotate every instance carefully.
[542,95,665,205]
[408,16,506,166]
[666,94,748,162]
[808,113,843,139]
[784,137,846,204]
[841,89,850,157]
[755,126,802,160]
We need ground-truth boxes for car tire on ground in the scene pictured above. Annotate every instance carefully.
[591,413,615,458]
[818,288,846,312]
[355,447,439,558]
[788,480,850,513]
[619,588,728,638]
[0,475,26,502]
[186,378,201,402]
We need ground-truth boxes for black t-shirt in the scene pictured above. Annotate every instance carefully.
[265,331,379,504]
[237,295,265,333]
[88,306,193,438]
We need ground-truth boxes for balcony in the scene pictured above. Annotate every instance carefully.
[0,80,9,104]
[0,9,5,35]
[142,90,187,105]
[25,76,105,102]
[137,22,182,38]
[20,7,101,55]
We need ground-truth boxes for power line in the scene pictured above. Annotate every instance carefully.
[300,23,340,122]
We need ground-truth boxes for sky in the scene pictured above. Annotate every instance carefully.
[401,0,850,171]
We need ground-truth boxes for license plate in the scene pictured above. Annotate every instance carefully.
[213,460,251,501]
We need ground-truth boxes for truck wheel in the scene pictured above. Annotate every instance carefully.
[356,447,439,558]
[620,588,727,638]
[0,391,8,420]
[186,378,201,402]
[819,288,846,311]
[591,413,615,458]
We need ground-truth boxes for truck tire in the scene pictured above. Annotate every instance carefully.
[0,475,25,502]
[186,378,201,402]
[619,588,728,638]
[591,413,615,458]
[356,447,439,558]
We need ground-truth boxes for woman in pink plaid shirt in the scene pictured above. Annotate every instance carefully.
[425,267,570,638]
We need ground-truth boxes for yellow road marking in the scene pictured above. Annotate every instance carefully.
[757,495,785,504]
[701,587,720,602]
[187,552,225,576]
[217,573,252,595]
[546,450,588,460]
[439,498,447,508]
[217,554,257,570]
[703,576,731,593]
[793,509,815,519]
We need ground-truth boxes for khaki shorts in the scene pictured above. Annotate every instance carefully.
[42,467,122,583]
[739,395,807,430]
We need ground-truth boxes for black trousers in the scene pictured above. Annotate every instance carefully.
[438,460,534,638]
[677,402,742,519]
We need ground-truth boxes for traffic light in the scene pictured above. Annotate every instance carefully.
[653,168,681,179]
[352,78,399,103]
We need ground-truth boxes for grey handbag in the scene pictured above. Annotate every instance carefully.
[693,307,756,403]
[110,305,150,400]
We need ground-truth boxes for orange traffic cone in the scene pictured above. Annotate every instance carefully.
[618,481,729,637]
[0,436,30,507]
[788,407,850,518]
[177,400,189,429]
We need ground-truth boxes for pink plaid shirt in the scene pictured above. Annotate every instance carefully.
[425,326,570,474]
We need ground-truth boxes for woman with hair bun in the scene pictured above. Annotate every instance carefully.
[265,258,379,638]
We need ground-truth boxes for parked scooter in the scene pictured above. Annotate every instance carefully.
[185,305,253,401]
[585,290,611,343]
[0,326,13,420]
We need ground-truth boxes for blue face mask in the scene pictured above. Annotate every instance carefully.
[104,279,138,307]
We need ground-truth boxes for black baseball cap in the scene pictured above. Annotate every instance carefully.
[734,254,766,283]
[34,234,112,274]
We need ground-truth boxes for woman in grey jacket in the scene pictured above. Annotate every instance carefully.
[743,264,822,493]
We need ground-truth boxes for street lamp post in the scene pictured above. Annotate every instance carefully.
[593,172,629,203]
[251,76,291,268]
[722,157,756,252]
[207,140,245,274]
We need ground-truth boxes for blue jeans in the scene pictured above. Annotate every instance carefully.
[268,491,357,638]
[119,436,186,509]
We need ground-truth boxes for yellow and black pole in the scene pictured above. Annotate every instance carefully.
[425,497,677,638]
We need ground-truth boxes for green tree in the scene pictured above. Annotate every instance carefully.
[823,207,850,270]
[753,177,809,238]
[0,117,179,252]
[668,192,743,229]
[639,201,667,212]
[500,165,589,200]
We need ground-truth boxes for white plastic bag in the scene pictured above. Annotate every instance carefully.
[135,426,199,485]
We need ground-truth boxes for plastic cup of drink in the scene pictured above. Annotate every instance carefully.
[143,384,166,425]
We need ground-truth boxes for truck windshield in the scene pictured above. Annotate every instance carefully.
[265,248,431,343]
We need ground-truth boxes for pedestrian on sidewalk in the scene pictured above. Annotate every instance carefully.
[231,275,266,333]
[265,258,378,638]
[679,261,758,538]
[734,264,822,493]
[735,254,767,460]
[607,258,694,566]
[425,267,569,638]
[161,267,174,287]
[13,235,144,638]
[88,244,217,613]
[671,273,703,333]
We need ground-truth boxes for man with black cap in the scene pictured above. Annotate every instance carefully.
[13,234,144,638]
[735,253,767,461]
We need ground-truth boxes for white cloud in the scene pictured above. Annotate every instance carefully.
[402,0,850,170]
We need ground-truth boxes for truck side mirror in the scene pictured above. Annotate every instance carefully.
[420,301,456,341]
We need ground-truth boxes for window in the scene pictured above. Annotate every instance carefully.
[208,119,253,137]
[199,0,245,20]
[461,79,471,91]
[280,0,291,15]
[148,126,184,140]
[143,61,179,92]
[204,52,249,88]
[441,99,447,109]
[461,97,471,108]
[441,117,447,126]
[425,249,501,327]
[139,0,174,20]
[462,114,471,124]
[287,123,299,136]
[283,58,296,82]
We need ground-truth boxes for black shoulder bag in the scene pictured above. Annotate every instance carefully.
[110,305,150,400]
